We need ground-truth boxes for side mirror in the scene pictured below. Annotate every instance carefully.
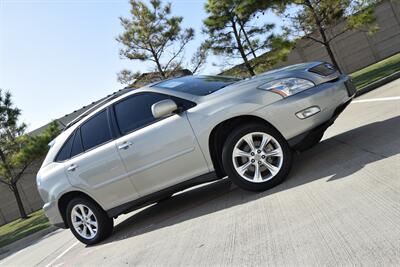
[151,99,179,119]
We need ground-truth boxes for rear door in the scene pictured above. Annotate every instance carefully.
[64,109,139,210]
[112,92,209,196]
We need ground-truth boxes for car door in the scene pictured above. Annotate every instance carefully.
[64,109,139,210]
[112,92,209,196]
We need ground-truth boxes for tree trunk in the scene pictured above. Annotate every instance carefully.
[238,19,257,59]
[11,183,28,219]
[231,19,255,76]
[149,44,166,78]
[305,0,343,73]
[154,58,166,78]
[323,42,342,73]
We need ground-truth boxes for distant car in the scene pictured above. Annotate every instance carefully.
[37,62,356,244]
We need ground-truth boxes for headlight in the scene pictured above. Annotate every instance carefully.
[258,78,315,97]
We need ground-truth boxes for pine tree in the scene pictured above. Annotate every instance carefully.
[117,0,197,83]
[203,0,284,76]
[0,89,60,219]
[278,0,378,73]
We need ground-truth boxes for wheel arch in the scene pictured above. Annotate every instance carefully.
[208,115,283,179]
[58,190,102,228]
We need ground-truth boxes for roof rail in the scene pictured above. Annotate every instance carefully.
[64,88,133,130]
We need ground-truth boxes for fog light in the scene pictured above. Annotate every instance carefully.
[296,106,321,119]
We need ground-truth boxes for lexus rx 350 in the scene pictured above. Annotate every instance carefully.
[37,62,356,244]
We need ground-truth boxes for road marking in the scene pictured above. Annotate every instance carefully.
[44,241,79,267]
[0,230,62,265]
[352,96,400,103]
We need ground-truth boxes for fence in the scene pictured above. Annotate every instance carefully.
[0,160,44,225]
[274,0,400,74]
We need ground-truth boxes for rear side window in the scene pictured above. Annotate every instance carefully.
[80,110,112,151]
[55,135,74,162]
[70,129,84,157]
[114,93,170,135]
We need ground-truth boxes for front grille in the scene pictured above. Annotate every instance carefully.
[308,63,337,76]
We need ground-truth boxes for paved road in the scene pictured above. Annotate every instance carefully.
[1,80,400,267]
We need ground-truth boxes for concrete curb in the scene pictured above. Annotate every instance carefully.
[355,71,400,97]
[0,225,58,257]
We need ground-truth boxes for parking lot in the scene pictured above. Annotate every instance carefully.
[1,80,399,267]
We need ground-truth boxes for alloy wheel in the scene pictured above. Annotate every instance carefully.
[232,132,283,183]
[71,204,98,239]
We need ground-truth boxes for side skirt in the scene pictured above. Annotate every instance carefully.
[106,172,219,218]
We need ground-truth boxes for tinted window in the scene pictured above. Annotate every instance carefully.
[152,75,240,96]
[170,96,196,110]
[70,129,84,157]
[80,110,112,151]
[56,134,73,162]
[114,93,170,135]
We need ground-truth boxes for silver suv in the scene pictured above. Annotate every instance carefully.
[37,62,356,244]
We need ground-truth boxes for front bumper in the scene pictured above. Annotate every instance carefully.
[255,75,355,141]
[43,201,67,229]
[344,78,357,96]
[288,98,352,148]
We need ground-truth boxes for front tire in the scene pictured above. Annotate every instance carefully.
[222,123,292,192]
[66,197,114,245]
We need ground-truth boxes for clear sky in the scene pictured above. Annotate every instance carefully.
[0,0,283,131]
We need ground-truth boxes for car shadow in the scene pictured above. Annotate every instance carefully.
[96,115,400,247]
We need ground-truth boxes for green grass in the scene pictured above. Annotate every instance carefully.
[351,53,400,89]
[0,210,51,248]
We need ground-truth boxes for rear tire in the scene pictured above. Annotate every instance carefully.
[66,197,113,245]
[222,123,292,192]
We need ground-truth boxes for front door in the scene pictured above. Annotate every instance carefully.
[112,92,209,196]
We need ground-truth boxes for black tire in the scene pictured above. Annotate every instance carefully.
[66,197,114,245]
[222,123,292,192]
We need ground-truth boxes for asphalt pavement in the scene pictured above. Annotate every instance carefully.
[1,80,399,267]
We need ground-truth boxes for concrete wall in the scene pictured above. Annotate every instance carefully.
[275,0,400,73]
[0,160,44,225]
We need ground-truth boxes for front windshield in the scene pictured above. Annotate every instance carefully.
[152,75,241,96]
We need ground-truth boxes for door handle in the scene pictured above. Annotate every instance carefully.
[118,142,132,150]
[67,164,78,172]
